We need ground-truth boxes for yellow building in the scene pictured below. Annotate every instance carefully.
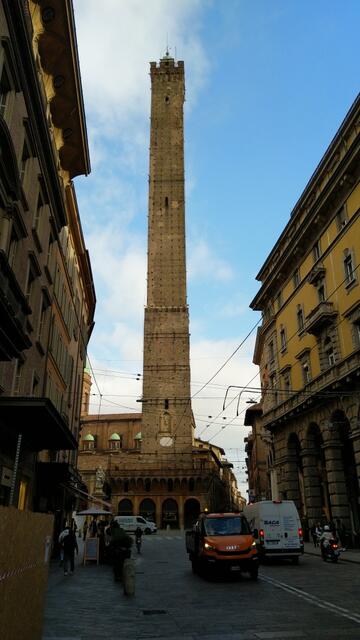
[244,403,272,502]
[250,94,360,545]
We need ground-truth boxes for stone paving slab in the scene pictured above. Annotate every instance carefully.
[43,534,360,640]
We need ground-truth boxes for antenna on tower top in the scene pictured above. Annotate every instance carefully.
[166,33,169,57]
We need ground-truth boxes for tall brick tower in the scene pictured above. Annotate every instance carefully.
[141,53,194,456]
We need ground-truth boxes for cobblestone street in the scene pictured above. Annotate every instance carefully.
[42,533,360,640]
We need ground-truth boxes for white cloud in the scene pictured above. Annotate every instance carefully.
[218,297,248,318]
[188,239,233,282]
[74,0,210,134]
[86,224,146,322]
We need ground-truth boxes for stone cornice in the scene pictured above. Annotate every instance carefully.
[251,93,360,309]
[32,0,90,178]
[262,349,360,430]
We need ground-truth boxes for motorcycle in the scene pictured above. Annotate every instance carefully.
[321,538,341,563]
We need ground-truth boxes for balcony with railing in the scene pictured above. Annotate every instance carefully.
[307,263,326,285]
[305,301,338,335]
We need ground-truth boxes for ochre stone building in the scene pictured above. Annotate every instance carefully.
[0,0,95,524]
[77,55,242,528]
[244,403,272,502]
[250,94,360,545]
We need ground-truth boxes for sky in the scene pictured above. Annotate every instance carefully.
[72,0,360,496]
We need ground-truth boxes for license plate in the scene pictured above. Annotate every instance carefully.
[230,566,241,571]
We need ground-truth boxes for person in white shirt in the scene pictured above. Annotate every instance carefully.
[319,524,335,548]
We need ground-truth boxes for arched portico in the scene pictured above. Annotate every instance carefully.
[139,498,156,523]
[118,498,133,515]
[302,423,330,525]
[162,498,179,529]
[286,433,305,517]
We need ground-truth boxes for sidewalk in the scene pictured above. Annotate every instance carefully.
[304,541,360,564]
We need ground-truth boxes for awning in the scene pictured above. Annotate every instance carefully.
[0,396,78,451]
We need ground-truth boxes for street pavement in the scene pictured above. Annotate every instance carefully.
[42,531,360,640]
[303,541,360,564]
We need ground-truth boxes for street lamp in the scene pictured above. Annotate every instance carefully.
[223,385,249,417]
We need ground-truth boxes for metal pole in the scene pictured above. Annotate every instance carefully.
[9,433,22,506]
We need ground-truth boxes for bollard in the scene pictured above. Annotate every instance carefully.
[123,558,135,596]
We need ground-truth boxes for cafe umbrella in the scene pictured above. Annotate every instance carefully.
[76,507,112,516]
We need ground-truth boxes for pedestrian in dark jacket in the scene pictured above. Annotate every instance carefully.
[59,525,79,576]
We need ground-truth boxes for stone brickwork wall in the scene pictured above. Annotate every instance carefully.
[142,56,193,455]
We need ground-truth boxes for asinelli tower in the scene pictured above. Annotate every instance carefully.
[141,53,194,457]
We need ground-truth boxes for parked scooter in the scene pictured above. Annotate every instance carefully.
[321,538,341,563]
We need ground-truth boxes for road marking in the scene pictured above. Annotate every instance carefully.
[260,574,360,625]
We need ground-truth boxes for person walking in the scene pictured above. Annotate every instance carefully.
[83,520,88,541]
[335,518,345,548]
[90,517,97,537]
[58,522,69,565]
[311,522,321,547]
[110,522,133,581]
[314,522,322,547]
[135,526,143,553]
[310,524,317,547]
[59,524,79,576]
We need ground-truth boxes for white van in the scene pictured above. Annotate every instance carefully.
[114,515,157,534]
[243,500,304,563]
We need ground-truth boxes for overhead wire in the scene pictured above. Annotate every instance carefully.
[205,258,360,445]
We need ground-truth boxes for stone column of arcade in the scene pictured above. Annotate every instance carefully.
[349,419,360,541]
[283,454,301,507]
[178,498,184,530]
[301,448,323,525]
[322,438,351,528]
[350,421,360,495]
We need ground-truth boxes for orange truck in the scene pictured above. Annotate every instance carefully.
[185,511,259,579]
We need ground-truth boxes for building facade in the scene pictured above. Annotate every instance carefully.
[0,0,95,522]
[250,94,360,544]
[244,403,272,502]
[78,390,241,529]
[77,54,242,527]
